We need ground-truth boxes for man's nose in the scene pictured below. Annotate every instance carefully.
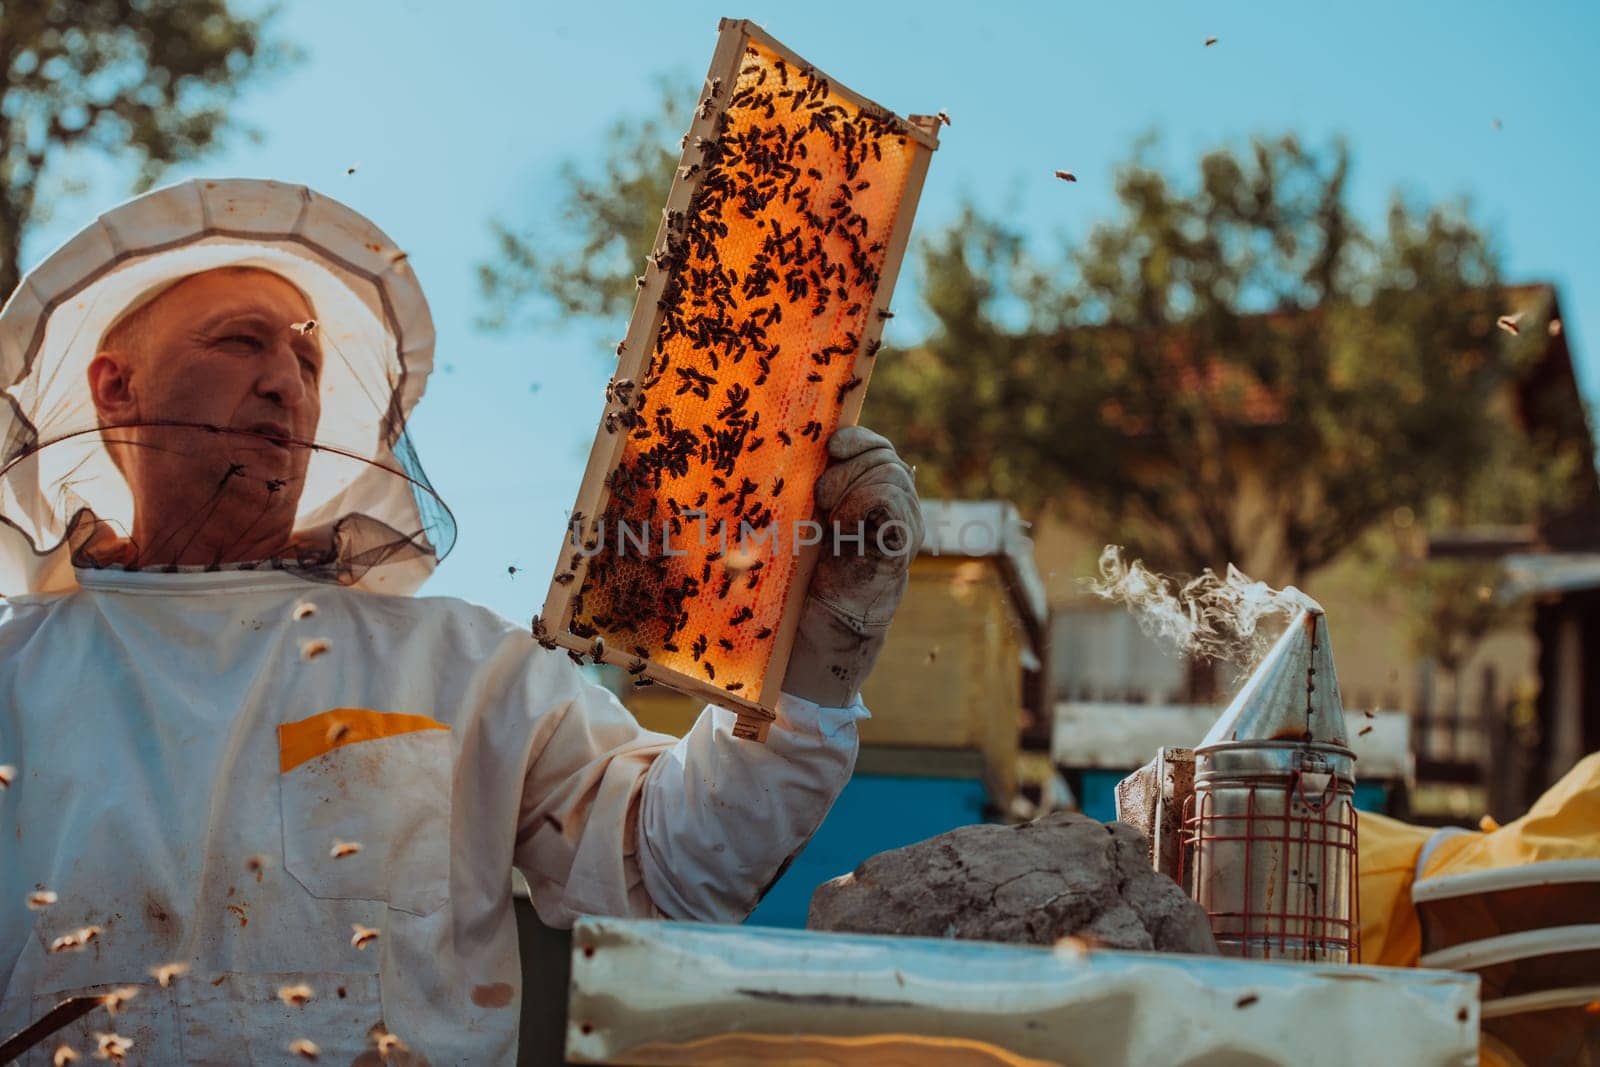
[254,336,310,408]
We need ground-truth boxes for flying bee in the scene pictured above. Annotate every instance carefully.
[1358,725,1374,737]
[351,924,381,949]
[150,962,190,988]
[49,933,82,953]
[292,601,316,621]
[278,983,314,1007]
[300,638,331,661]
[92,1033,131,1063]
[936,110,951,126]
[1054,170,1077,182]
[100,987,139,1016]
[325,720,352,746]
[1496,312,1522,336]
[1204,35,1218,46]
[53,1046,79,1066]
[291,319,318,336]
[27,889,57,909]
[289,1038,321,1060]
[373,1032,408,1058]
[330,840,362,859]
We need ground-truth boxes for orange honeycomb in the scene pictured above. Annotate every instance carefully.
[551,32,931,712]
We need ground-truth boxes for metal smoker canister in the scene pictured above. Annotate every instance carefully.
[1185,603,1360,963]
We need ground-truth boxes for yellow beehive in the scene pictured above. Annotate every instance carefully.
[540,19,940,740]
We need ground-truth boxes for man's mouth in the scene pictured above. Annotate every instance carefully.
[248,423,294,449]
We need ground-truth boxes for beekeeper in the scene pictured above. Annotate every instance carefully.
[0,179,923,1063]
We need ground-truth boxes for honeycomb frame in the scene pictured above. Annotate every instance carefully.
[540,18,940,741]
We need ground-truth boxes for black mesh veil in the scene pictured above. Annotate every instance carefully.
[0,179,455,596]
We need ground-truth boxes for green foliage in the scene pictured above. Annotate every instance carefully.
[477,76,689,332]
[0,0,290,297]
[479,91,1594,671]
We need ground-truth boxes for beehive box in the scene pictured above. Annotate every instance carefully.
[539,18,940,741]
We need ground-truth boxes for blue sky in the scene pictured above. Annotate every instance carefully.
[21,0,1600,621]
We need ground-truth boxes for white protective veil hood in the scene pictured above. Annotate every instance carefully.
[0,178,453,596]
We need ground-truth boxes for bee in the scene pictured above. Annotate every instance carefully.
[325,720,352,746]
[27,889,57,909]
[806,371,823,382]
[289,1038,321,1060]
[627,658,648,675]
[351,924,381,949]
[330,840,362,859]
[936,110,951,126]
[507,565,519,577]
[1054,170,1077,182]
[291,320,318,336]
[718,637,735,652]
[635,275,647,288]
[346,163,360,175]
[877,308,894,320]
[374,1032,409,1058]
[292,601,316,621]
[100,987,140,1015]
[49,932,83,953]
[245,854,270,881]
[555,572,576,585]
[616,339,627,356]
[725,682,744,692]
[633,678,654,688]
[1496,312,1522,336]
[278,983,314,1007]
[1204,36,1218,47]
[1358,724,1374,737]
[92,1033,131,1063]
[300,638,331,661]
[864,338,882,358]
[53,1047,80,1066]
[590,636,606,661]
[567,649,586,666]
[777,430,793,447]
[150,961,190,988]
[1235,993,1259,1009]
[703,661,716,680]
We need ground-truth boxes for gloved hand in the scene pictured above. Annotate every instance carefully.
[781,426,924,707]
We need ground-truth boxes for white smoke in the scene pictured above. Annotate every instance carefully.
[1084,546,1321,667]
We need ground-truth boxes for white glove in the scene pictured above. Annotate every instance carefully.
[781,426,924,706]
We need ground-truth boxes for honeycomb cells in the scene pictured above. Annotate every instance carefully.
[569,40,920,700]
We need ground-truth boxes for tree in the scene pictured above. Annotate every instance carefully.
[1,0,291,298]
[478,97,1583,593]
[477,77,689,332]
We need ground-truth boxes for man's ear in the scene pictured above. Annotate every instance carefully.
[87,351,137,418]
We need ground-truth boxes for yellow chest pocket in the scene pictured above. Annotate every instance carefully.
[278,709,453,917]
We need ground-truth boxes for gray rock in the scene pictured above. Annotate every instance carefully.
[807,810,1218,954]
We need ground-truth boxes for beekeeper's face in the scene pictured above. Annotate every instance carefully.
[87,267,323,532]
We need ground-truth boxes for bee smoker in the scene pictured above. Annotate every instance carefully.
[1117,601,1360,962]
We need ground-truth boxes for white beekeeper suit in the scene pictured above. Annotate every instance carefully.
[0,179,919,1064]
